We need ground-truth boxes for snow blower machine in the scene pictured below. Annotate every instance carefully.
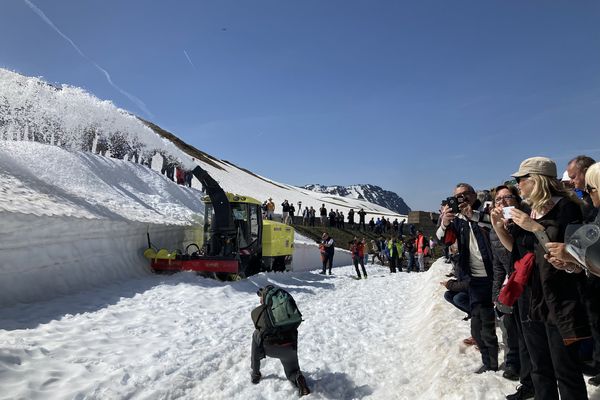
[144,165,294,279]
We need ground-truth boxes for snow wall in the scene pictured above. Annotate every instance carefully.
[0,213,351,307]
[0,212,187,306]
[292,241,352,273]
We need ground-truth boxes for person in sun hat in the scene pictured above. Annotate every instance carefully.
[266,198,275,220]
[491,156,588,400]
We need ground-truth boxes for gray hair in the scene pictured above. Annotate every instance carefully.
[455,183,475,193]
[568,155,596,173]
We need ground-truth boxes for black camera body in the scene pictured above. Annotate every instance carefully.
[446,196,461,214]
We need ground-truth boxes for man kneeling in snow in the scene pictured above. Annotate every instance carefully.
[250,286,310,396]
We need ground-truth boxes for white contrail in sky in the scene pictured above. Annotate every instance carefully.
[183,50,197,70]
[23,0,154,118]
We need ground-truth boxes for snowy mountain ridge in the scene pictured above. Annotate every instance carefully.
[301,184,411,215]
[0,67,405,219]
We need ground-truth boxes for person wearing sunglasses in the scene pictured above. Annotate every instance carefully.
[437,182,499,375]
[487,186,530,384]
[489,185,537,398]
[497,156,588,400]
[545,161,600,387]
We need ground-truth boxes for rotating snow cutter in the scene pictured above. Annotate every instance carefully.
[144,166,294,278]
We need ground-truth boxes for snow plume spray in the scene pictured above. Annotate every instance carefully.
[0,68,196,170]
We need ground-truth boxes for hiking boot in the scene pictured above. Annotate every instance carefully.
[505,385,534,400]
[251,371,261,384]
[589,373,600,386]
[502,368,520,381]
[296,374,310,396]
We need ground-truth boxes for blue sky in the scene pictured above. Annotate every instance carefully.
[2,1,599,211]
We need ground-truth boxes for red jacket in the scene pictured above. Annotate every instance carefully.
[350,242,364,259]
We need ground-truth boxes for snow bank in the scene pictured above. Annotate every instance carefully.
[0,141,204,306]
[292,231,352,272]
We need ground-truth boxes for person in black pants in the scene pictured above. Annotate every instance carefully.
[320,233,335,275]
[250,288,310,396]
[493,157,589,400]
[438,182,499,374]
[490,186,524,382]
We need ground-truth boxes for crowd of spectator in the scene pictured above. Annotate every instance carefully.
[258,200,411,234]
[437,155,600,400]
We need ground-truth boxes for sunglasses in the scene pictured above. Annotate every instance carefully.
[455,191,474,200]
[587,184,597,193]
[495,194,516,204]
[515,175,530,184]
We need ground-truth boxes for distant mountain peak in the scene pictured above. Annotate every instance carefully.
[301,184,411,215]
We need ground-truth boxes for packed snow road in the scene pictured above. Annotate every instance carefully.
[0,260,537,400]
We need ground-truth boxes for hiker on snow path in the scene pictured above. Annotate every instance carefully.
[250,285,310,397]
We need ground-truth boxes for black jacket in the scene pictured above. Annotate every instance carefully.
[513,197,589,341]
[251,304,297,344]
[490,228,513,301]
[443,206,494,306]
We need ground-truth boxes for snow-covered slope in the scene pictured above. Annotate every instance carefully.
[1,67,405,222]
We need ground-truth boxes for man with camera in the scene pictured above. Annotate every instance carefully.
[251,286,310,396]
[437,183,499,374]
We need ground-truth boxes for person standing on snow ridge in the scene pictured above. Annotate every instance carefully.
[302,206,309,226]
[357,208,367,231]
[281,200,291,224]
[266,198,275,220]
[289,202,296,225]
[348,208,355,229]
[320,204,327,226]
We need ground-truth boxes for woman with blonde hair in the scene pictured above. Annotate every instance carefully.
[491,156,588,400]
